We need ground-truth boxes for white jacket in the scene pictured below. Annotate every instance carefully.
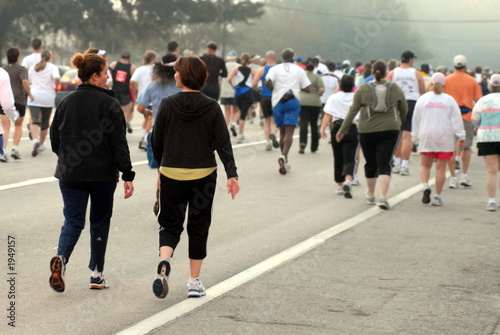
[0,68,18,135]
[412,91,465,152]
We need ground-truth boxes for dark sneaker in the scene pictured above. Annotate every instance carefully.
[153,260,171,298]
[187,279,206,298]
[27,123,32,140]
[49,256,65,293]
[422,187,431,204]
[31,142,40,157]
[230,124,237,137]
[90,276,109,290]
[343,181,352,199]
[298,143,306,154]
[278,156,287,175]
[270,133,279,148]
[127,122,133,134]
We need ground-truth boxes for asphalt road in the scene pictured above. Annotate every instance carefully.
[0,115,499,335]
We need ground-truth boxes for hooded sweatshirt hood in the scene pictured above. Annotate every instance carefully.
[171,92,215,121]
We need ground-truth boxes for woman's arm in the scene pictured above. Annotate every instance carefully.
[227,67,238,88]
[320,113,333,139]
[338,88,362,135]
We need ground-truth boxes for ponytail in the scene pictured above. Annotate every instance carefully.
[34,50,51,72]
[372,59,387,82]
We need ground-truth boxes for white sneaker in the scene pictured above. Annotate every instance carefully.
[460,174,472,187]
[432,196,443,206]
[392,165,401,174]
[187,279,206,298]
[449,177,458,189]
[335,185,344,196]
[38,143,46,152]
[399,167,409,176]
[285,163,291,173]
[351,176,360,186]
[265,141,272,151]
[236,135,245,143]
[486,202,497,212]
[365,192,375,205]
[343,180,352,199]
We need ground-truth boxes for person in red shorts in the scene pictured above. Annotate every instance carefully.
[412,73,465,206]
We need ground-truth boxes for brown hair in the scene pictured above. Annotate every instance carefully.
[71,52,107,83]
[143,50,156,65]
[6,47,20,64]
[174,55,208,90]
[239,53,250,67]
[432,82,444,94]
[372,59,387,82]
[34,50,51,72]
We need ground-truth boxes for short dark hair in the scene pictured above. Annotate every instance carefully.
[340,74,355,92]
[421,63,430,74]
[282,48,294,62]
[6,47,20,64]
[207,41,217,50]
[174,55,208,90]
[326,61,336,71]
[167,40,178,53]
[32,38,42,50]
[121,51,131,59]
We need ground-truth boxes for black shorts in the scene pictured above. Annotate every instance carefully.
[236,91,254,121]
[0,103,26,118]
[477,142,500,156]
[401,100,416,132]
[260,95,273,118]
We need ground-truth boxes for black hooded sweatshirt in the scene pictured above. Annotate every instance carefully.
[151,92,238,179]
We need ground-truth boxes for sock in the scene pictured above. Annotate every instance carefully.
[33,138,40,144]
[401,160,409,168]
[435,194,441,198]
[161,258,170,263]
[393,157,401,166]
[489,198,496,204]
[455,156,460,161]
[189,277,199,283]
[12,146,17,151]
[92,270,102,278]
[423,183,429,189]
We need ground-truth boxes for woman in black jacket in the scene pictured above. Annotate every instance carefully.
[49,52,135,293]
[151,55,240,299]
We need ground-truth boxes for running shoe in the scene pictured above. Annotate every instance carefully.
[298,143,306,154]
[460,174,472,187]
[486,202,497,212]
[422,187,431,204]
[153,260,171,298]
[392,165,401,174]
[351,177,360,186]
[365,192,375,205]
[90,276,109,290]
[265,141,272,151]
[127,122,133,134]
[285,162,292,173]
[432,196,443,206]
[230,123,237,137]
[377,198,390,210]
[236,134,245,144]
[400,167,409,176]
[278,155,287,175]
[138,136,147,150]
[11,149,21,160]
[31,142,40,157]
[27,123,32,140]
[270,133,279,148]
[455,159,460,171]
[0,153,7,162]
[343,181,352,199]
[187,279,206,298]
[448,177,458,189]
[38,143,46,152]
[335,185,344,196]
[49,255,65,293]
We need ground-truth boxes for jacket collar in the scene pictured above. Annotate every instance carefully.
[77,83,115,98]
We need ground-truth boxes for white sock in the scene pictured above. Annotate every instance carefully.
[455,156,460,161]
[12,146,17,151]
[189,277,199,283]
[401,160,409,168]
[489,198,496,204]
[393,157,401,166]
[33,138,40,144]
[423,183,429,189]
[435,194,441,198]
[92,270,102,278]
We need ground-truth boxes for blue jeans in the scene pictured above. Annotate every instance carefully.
[57,180,117,272]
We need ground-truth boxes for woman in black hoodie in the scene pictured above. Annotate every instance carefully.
[151,55,240,299]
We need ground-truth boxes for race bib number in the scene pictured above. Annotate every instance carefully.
[115,70,128,83]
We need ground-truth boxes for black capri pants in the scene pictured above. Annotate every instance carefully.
[236,90,254,121]
[359,130,400,178]
[158,171,217,260]
[331,120,358,183]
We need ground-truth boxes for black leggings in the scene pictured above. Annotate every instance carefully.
[158,171,217,260]
[359,130,400,178]
[331,121,358,183]
[299,105,321,152]
[236,90,254,121]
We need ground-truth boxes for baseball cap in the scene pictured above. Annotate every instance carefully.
[453,55,467,68]
[490,73,500,86]
[296,56,303,62]
[251,54,261,61]
[227,50,237,58]
[431,72,445,85]
[401,50,416,61]
[342,59,351,66]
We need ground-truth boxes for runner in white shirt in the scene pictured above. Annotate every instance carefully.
[131,50,156,150]
[27,50,60,157]
[21,38,43,71]
[0,68,20,162]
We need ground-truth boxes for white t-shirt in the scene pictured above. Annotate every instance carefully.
[333,70,344,80]
[412,91,465,152]
[21,53,41,71]
[320,72,340,104]
[0,68,18,135]
[324,91,358,121]
[28,62,60,107]
[266,62,311,107]
[130,63,154,96]
[314,62,328,75]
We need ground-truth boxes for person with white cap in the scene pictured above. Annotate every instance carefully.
[220,50,240,137]
[445,54,483,189]
[471,73,500,211]
[412,72,465,206]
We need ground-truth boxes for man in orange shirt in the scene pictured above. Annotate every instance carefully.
[445,55,483,188]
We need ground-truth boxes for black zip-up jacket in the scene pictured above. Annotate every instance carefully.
[50,84,135,182]
[151,91,238,179]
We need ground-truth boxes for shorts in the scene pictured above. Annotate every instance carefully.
[420,152,454,160]
[401,100,416,132]
[29,106,52,130]
[0,103,26,118]
[121,101,134,114]
[461,120,474,150]
[236,90,254,121]
[477,142,500,156]
[273,98,301,127]
[220,97,237,106]
[260,95,273,118]
[116,93,132,106]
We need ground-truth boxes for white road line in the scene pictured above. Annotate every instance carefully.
[115,177,437,335]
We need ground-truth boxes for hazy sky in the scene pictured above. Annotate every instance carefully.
[405,0,500,71]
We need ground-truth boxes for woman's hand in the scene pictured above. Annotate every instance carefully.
[336,132,345,143]
[124,181,134,199]
[227,177,240,199]
[458,139,465,148]
[320,128,327,139]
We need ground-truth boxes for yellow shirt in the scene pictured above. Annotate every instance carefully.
[159,167,217,181]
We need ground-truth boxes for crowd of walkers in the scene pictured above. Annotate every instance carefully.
[1,38,500,300]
